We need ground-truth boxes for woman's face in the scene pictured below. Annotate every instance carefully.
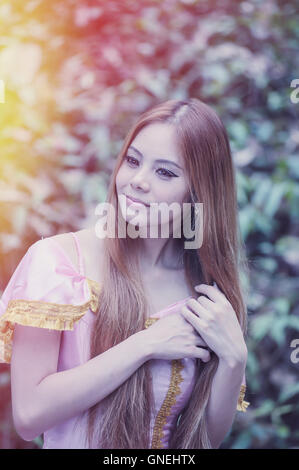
[116,122,190,233]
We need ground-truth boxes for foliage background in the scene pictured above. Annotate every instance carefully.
[0,0,298,449]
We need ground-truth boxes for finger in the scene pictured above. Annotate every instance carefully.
[194,283,226,303]
[192,346,211,362]
[196,295,214,310]
[194,336,209,348]
[186,298,211,320]
[181,305,207,333]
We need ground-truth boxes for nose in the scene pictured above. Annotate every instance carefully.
[130,167,150,192]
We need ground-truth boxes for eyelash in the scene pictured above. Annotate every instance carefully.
[124,155,178,179]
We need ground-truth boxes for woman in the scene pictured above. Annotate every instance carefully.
[0,98,250,449]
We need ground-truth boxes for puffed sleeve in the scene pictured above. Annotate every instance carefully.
[0,238,101,364]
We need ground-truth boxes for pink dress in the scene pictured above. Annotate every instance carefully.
[0,232,249,449]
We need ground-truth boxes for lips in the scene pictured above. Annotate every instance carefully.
[125,195,150,207]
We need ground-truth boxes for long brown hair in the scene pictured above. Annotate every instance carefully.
[86,98,249,449]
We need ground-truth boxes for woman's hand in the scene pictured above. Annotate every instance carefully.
[143,311,212,362]
[180,283,247,365]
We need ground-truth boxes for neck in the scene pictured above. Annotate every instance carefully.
[138,236,184,271]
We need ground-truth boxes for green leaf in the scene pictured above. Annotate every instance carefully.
[276,425,290,438]
[231,431,252,449]
[254,399,276,417]
[256,121,274,142]
[263,183,287,218]
[287,316,299,331]
[239,206,256,240]
[275,298,290,316]
[228,121,248,146]
[251,312,274,341]
[278,383,299,403]
[275,236,299,266]
[287,155,299,178]
[269,317,288,345]
[251,422,271,440]
[251,178,272,208]
[267,91,283,110]
[255,257,277,273]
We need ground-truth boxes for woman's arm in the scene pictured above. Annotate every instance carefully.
[11,324,151,441]
[205,354,247,448]
[180,283,249,448]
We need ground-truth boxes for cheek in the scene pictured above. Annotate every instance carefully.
[116,167,127,190]
[160,181,189,204]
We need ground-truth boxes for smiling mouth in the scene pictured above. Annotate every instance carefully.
[125,195,150,207]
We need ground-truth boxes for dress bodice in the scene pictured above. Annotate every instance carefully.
[0,232,249,449]
[45,292,198,449]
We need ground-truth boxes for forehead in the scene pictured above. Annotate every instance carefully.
[129,123,183,165]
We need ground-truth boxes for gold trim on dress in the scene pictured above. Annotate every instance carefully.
[237,384,250,412]
[144,316,185,449]
[144,317,159,329]
[143,316,250,448]
[86,278,101,313]
[150,359,184,449]
[0,279,101,364]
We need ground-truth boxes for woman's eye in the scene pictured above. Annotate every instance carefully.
[125,155,139,166]
[124,155,177,179]
[157,168,177,178]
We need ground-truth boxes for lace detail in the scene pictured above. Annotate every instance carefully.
[144,316,185,449]
[237,384,250,412]
[144,317,159,329]
[143,315,250,444]
[150,359,184,449]
[86,278,101,313]
[0,319,14,363]
[0,279,101,364]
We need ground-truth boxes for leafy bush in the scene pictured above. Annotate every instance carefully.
[0,0,298,449]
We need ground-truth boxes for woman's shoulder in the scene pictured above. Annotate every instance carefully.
[48,229,88,266]
[47,228,104,285]
[0,229,102,363]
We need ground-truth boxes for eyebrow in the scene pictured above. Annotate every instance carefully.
[128,145,183,170]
